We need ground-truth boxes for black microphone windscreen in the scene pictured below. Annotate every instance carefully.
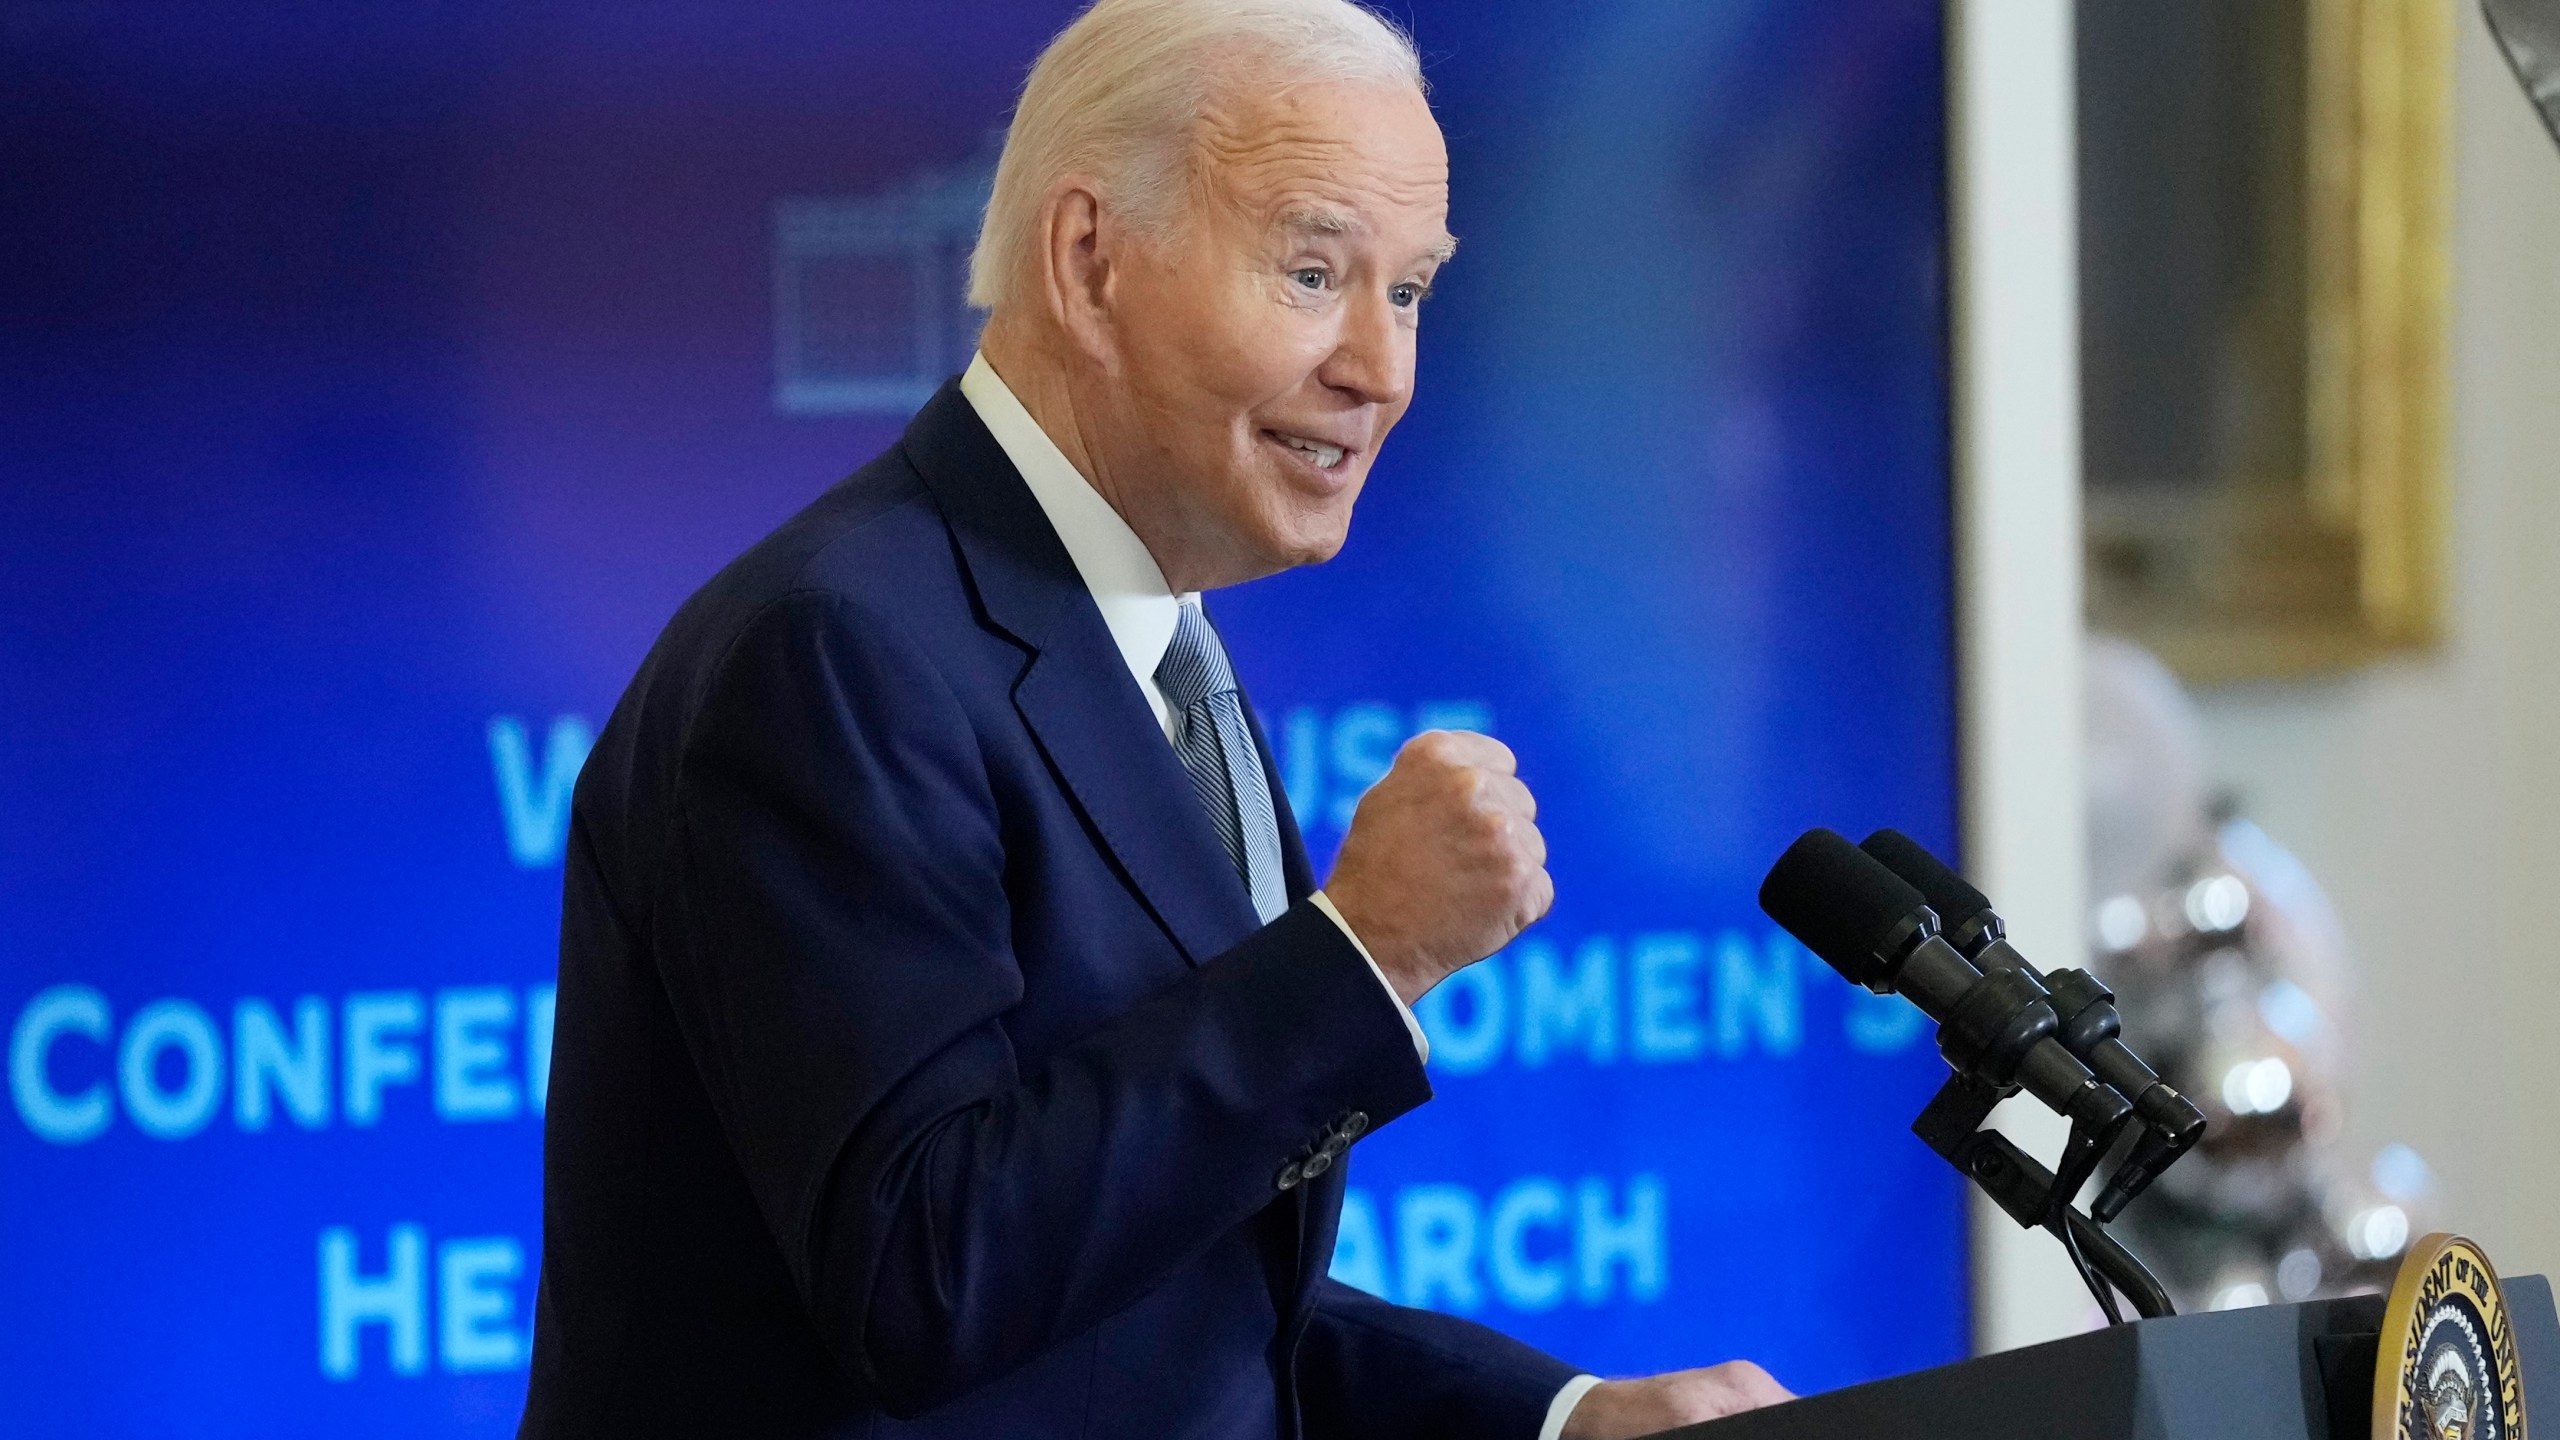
[1859,829,1993,930]
[1757,828,1931,989]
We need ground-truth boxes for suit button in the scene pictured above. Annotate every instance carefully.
[1275,1160,1304,1191]
[1301,1150,1333,1180]
[1338,1110,1370,1139]
[1318,1131,1350,1160]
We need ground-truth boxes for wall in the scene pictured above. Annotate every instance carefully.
[2189,7,2560,1282]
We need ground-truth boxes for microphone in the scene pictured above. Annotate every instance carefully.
[1857,829,2206,1221]
[1756,829,2131,1140]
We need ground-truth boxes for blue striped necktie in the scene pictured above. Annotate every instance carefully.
[1155,600,1287,923]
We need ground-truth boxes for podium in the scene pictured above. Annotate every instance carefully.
[1654,1273,2560,1440]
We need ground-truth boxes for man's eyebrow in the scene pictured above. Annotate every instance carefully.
[1277,204,1354,237]
[1276,205,1459,266]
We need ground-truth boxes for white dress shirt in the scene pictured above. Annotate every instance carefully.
[958,352,1598,1440]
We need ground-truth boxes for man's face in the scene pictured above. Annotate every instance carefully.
[1090,77,1452,590]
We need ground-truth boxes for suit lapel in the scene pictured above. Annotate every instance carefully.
[901,384,1263,966]
[904,383,1348,1315]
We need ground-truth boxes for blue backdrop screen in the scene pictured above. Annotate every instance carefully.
[0,2,1962,1432]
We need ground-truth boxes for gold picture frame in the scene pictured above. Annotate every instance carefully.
[2079,0,2450,682]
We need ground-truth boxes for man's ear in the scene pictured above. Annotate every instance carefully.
[1037,181,1119,366]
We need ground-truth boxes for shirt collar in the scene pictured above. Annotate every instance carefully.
[959,352,1190,698]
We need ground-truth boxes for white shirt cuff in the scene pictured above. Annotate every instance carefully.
[1539,1374,1606,1440]
[1308,890,1429,1064]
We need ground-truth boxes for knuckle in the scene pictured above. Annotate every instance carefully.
[1443,767,1482,806]
[1718,1361,1769,1384]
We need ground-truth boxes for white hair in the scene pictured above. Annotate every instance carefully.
[966,0,1424,312]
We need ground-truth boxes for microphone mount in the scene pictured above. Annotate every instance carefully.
[1860,830,2208,1223]
[1759,829,2184,1324]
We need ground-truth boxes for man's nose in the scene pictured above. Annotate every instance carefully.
[1317,289,1412,407]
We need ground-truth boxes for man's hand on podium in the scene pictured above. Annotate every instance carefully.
[1562,1362,1794,1439]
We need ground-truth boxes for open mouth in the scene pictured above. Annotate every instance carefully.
[1263,429,1350,472]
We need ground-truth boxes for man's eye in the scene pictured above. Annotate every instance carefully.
[1390,283,1428,308]
[1291,268,1327,291]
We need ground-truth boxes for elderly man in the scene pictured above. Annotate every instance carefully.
[521,2,1787,1436]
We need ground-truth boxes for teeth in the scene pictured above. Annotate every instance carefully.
[1275,433,1346,469]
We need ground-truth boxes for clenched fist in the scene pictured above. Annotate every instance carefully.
[1324,730,1552,1005]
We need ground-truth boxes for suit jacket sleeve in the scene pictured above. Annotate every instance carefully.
[659,589,1433,1417]
[1296,1278,1584,1440]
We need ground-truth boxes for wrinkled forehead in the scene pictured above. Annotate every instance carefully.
[1188,76,1453,256]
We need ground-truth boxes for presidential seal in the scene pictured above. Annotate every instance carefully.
[2375,1234,2528,1440]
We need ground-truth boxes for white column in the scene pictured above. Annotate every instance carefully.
[1948,0,2094,1354]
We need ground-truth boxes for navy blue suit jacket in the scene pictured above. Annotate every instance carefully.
[520,384,1580,1438]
